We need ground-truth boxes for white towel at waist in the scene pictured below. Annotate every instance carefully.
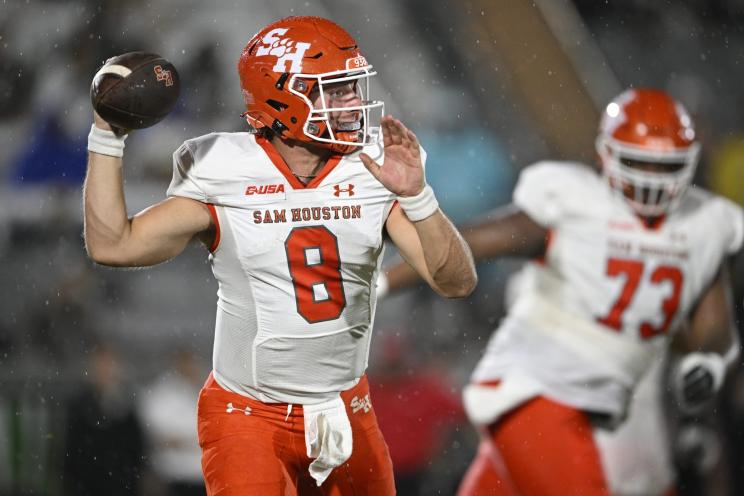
[303,395,353,486]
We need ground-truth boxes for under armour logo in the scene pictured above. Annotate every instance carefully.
[333,184,355,197]
[350,394,372,414]
[255,28,311,73]
[226,402,252,415]
[154,65,173,87]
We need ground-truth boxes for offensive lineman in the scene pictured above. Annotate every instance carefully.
[383,88,742,495]
[83,16,476,496]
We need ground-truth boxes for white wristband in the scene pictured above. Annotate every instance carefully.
[676,352,726,392]
[674,351,726,414]
[87,124,128,158]
[397,184,439,222]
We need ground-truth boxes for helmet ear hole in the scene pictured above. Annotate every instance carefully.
[292,79,308,93]
[271,119,289,137]
[266,99,289,112]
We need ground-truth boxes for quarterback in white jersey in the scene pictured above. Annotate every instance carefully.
[83,16,476,496]
[167,131,405,405]
[384,88,742,496]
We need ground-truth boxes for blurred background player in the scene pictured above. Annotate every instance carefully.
[383,87,743,495]
[62,343,145,496]
[137,348,207,496]
[83,15,475,496]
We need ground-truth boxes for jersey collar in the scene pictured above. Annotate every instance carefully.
[255,135,343,190]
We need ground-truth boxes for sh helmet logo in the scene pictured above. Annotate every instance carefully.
[255,28,311,73]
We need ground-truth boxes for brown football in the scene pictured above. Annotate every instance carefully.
[90,51,180,130]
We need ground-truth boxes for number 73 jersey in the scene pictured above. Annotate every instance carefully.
[167,132,401,404]
[472,161,744,418]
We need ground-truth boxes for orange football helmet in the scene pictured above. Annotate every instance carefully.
[596,88,700,217]
[238,16,384,154]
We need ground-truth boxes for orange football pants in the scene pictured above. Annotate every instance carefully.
[457,395,611,496]
[197,373,395,496]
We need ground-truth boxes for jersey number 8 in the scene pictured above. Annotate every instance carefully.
[285,226,347,323]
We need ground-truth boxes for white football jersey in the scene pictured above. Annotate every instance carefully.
[471,161,744,418]
[167,132,403,404]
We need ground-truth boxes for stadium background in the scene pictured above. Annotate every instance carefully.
[1,0,744,494]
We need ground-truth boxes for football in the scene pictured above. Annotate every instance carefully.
[90,51,180,130]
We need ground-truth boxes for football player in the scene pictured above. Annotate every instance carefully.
[83,16,476,496]
[382,88,742,495]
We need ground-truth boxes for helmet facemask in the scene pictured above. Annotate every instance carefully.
[289,66,384,154]
[597,135,700,217]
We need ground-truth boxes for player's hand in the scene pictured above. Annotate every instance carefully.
[673,423,721,473]
[673,352,725,414]
[359,115,425,197]
[93,110,128,137]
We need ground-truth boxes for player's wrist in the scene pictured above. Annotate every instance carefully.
[397,184,439,222]
[88,123,128,158]
[674,351,726,414]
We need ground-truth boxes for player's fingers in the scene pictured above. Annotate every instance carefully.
[92,111,129,136]
[392,118,407,144]
[403,127,420,156]
[112,126,129,137]
[381,117,393,148]
[387,117,403,145]
[93,111,113,131]
[391,119,418,158]
[406,129,419,149]
[360,153,382,180]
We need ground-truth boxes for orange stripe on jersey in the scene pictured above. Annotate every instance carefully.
[534,229,553,265]
[255,135,343,190]
[386,200,400,222]
[206,204,221,252]
[306,154,342,188]
[256,135,305,189]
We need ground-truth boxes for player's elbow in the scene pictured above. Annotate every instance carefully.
[85,241,130,267]
[86,247,118,267]
[436,271,478,299]
[455,271,479,298]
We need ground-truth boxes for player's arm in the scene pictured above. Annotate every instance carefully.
[671,261,740,412]
[385,205,476,298]
[84,113,212,267]
[679,266,738,356]
[361,116,476,298]
[383,204,548,293]
[461,204,549,259]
